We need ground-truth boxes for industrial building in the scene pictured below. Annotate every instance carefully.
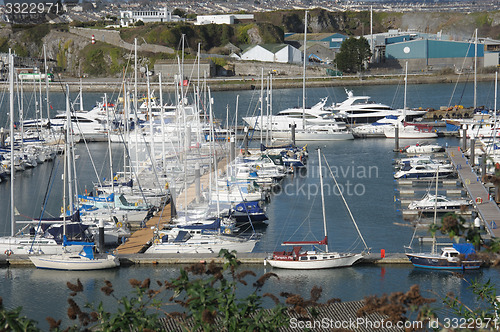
[365,29,500,72]
[153,59,215,79]
[195,14,254,25]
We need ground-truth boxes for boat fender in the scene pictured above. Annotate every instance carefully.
[116,221,123,228]
[4,249,12,256]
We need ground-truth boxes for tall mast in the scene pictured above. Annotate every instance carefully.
[105,93,114,196]
[432,167,439,255]
[260,67,264,144]
[159,72,166,177]
[474,28,478,109]
[370,5,374,62]
[44,44,50,119]
[9,51,15,236]
[134,38,139,174]
[318,149,328,252]
[302,10,308,130]
[65,84,74,217]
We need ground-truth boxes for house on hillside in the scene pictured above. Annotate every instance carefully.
[240,44,302,63]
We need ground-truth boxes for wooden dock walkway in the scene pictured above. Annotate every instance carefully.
[446,147,500,238]
[116,158,229,255]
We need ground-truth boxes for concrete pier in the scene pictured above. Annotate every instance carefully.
[447,147,500,238]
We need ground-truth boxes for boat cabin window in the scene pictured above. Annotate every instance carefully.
[309,256,317,260]
[300,257,308,261]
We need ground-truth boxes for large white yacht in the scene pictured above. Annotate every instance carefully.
[329,90,426,125]
[242,97,353,141]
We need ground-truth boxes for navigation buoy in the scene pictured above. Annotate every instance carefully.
[91,35,95,44]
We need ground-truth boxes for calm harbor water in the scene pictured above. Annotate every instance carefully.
[0,82,499,329]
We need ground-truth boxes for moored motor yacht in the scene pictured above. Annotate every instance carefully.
[328,89,426,125]
[408,193,472,210]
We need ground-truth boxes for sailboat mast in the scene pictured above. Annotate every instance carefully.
[9,51,15,237]
[134,38,139,174]
[302,10,308,131]
[105,93,114,196]
[432,166,439,255]
[318,149,328,252]
[66,85,74,216]
[260,67,264,144]
[474,29,478,110]
[44,44,50,119]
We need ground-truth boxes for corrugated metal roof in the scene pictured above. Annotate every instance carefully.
[154,300,404,331]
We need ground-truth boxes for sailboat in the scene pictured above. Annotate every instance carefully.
[405,167,482,270]
[265,149,368,269]
[28,86,119,270]
[29,236,119,270]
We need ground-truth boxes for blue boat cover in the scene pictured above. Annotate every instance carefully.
[178,219,221,230]
[453,243,476,257]
[173,230,190,242]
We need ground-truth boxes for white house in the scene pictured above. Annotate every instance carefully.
[195,14,254,25]
[240,44,302,64]
[120,8,184,27]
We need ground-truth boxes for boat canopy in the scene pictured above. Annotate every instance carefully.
[452,243,476,258]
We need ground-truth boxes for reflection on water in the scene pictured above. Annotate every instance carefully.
[1,264,499,330]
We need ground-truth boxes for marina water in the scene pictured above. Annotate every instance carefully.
[0,82,499,328]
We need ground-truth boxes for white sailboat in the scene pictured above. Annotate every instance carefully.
[265,149,368,269]
[29,237,119,270]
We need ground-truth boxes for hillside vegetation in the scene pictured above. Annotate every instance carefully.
[2,9,500,77]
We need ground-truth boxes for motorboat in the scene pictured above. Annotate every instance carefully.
[406,245,481,270]
[328,89,426,125]
[394,163,455,179]
[406,169,482,270]
[401,142,444,154]
[352,115,402,138]
[395,155,450,170]
[408,193,472,210]
[242,97,354,141]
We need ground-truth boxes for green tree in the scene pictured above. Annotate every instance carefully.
[334,36,371,73]
[172,8,186,18]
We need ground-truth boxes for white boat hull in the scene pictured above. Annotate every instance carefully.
[144,238,257,254]
[271,130,354,141]
[265,252,363,269]
[29,254,120,270]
